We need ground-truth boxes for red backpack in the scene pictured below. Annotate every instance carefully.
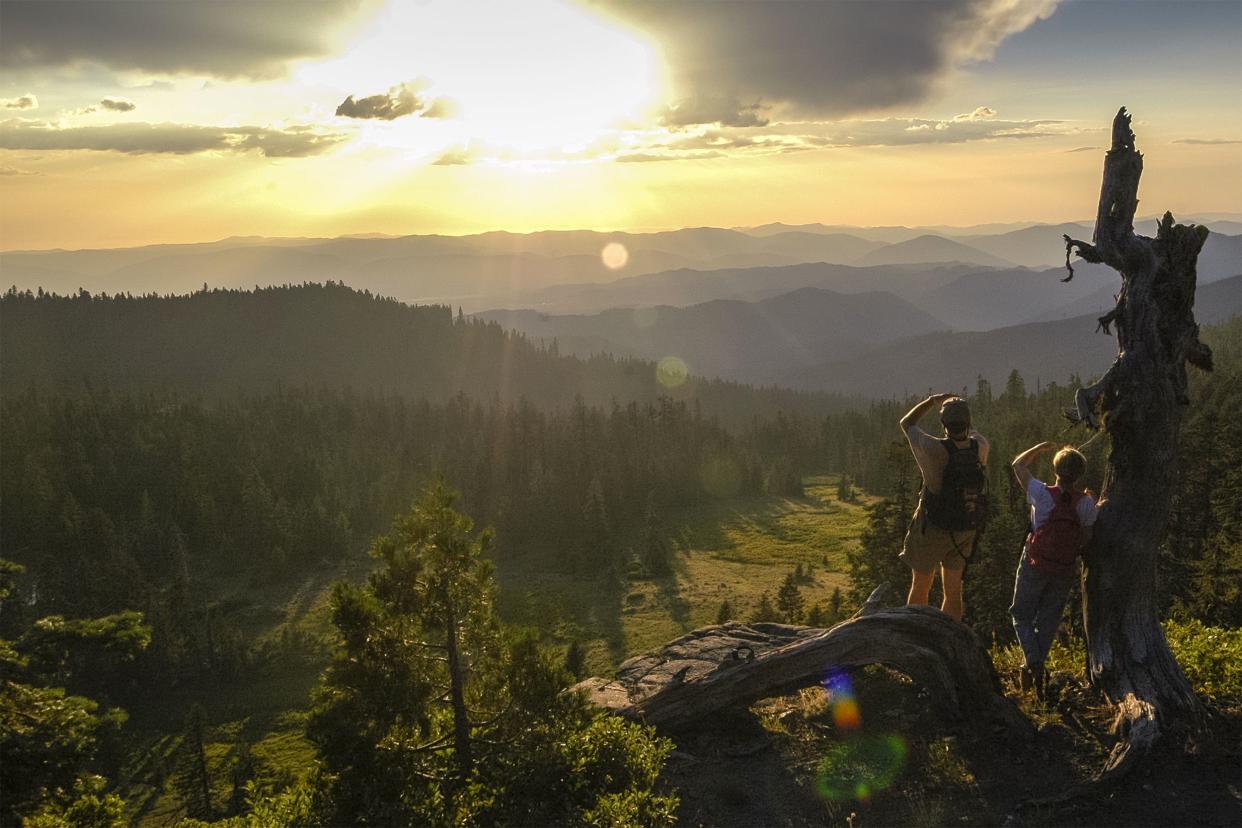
[1027,485,1086,576]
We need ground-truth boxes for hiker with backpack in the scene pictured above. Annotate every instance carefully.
[898,393,989,621]
[1009,441,1098,697]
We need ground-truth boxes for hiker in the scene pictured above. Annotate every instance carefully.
[1009,442,1098,697]
[898,393,989,621]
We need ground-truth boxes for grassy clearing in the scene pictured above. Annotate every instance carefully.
[497,475,872,674]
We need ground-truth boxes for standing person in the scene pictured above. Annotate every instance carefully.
[1009,442,1098,697]
[898,393,989,621]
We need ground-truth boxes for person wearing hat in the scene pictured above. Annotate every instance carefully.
[897,393,989,621]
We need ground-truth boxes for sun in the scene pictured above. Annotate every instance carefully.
[298,0,663,157]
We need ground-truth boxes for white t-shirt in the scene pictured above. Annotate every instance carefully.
[1026,478,1098,530]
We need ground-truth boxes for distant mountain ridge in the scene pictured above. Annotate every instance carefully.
[853,234,1017,269]
[781,274,1242,397]
[478,287,948,384]
[5,220,1235,319]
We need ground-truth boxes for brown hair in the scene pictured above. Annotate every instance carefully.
[1053,447,1087,490]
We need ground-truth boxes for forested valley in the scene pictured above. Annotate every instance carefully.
[2,285,1239,826]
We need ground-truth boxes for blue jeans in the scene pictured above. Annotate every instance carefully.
[1009,554,1074,668]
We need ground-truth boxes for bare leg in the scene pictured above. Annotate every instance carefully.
[907,569,934,607]
[941,566,964,622]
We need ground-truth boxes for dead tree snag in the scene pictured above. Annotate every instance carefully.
[1063,107,1211,780]
[571,601,1029,738]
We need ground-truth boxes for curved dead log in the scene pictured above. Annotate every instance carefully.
[572,605,1030,737]
[1065,108,1211,781]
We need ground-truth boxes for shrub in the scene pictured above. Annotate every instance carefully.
[1163,618,1242,700]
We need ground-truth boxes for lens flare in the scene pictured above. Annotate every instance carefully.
[656,355,688,388]
[699,454,742,499]
[814,734,907,802]
[601,241,629,270]
[822,669,861,731]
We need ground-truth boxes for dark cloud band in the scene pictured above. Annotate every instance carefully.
[598,0,1061,123]
[0,120,344,157]
[0,0,379,78]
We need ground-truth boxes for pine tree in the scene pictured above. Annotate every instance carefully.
[836,474,854,503]
[750,591,780,623]
[805,601,828,627]
[640,493,672,576]
[564,640,586,680]
[776,571,805,625]
[308,481,676,826]
[716,599,734,625]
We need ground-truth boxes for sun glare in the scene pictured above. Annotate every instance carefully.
[298,0,662,158]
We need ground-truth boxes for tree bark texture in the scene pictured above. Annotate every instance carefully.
[1063,108,1211,778]
[571,602,1030,737]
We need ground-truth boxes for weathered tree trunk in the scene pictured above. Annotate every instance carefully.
[1063,107,1211,779]
[443,601,473,778]
[572,594,1029,737]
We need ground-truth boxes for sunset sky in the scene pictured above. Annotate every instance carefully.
[2,0,1240,249]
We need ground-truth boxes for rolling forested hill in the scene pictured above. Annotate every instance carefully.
[478,287,948,384]
[0,282,856,424]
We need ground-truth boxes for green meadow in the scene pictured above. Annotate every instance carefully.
[497,474,872,675]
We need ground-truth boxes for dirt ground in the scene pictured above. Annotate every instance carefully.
[663,666,1241,828]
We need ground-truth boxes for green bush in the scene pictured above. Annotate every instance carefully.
[991,621,1242,702]
[1163,619,1242,700]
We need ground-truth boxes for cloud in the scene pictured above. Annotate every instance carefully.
[0,165,40,176]
[598,0,1061,122]
[100,98,136,112]
[421,97,458,119]
[608,115,1060,163]
[432,146,473,166]
[659,95,769,128]
[811,116,1059,147]
[336,82,448,121]
[616,150,724,163]
[954,106,997,121]
[0,0,379,78]
[2,93,38,109]
[1172,137,1242,145]
[1066,146,1099,153]
[0,119,344,157]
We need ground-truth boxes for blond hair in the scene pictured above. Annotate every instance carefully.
[1052,447,1087,486]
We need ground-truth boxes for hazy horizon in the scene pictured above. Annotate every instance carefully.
[3,0,1240,251]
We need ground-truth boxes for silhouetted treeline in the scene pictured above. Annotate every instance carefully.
[0,283,860,428]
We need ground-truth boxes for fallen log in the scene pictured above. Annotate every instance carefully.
[573,601,1029,737]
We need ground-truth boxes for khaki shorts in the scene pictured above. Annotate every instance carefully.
[899,512,975,573]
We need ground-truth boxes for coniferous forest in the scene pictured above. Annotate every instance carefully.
[2,283,1239,825]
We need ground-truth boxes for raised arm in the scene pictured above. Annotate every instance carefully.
[1011,441,1056,489]
[899,393,955,433]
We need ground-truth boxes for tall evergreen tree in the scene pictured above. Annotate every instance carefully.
[308,482,676,826]
[776,571,806,624]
